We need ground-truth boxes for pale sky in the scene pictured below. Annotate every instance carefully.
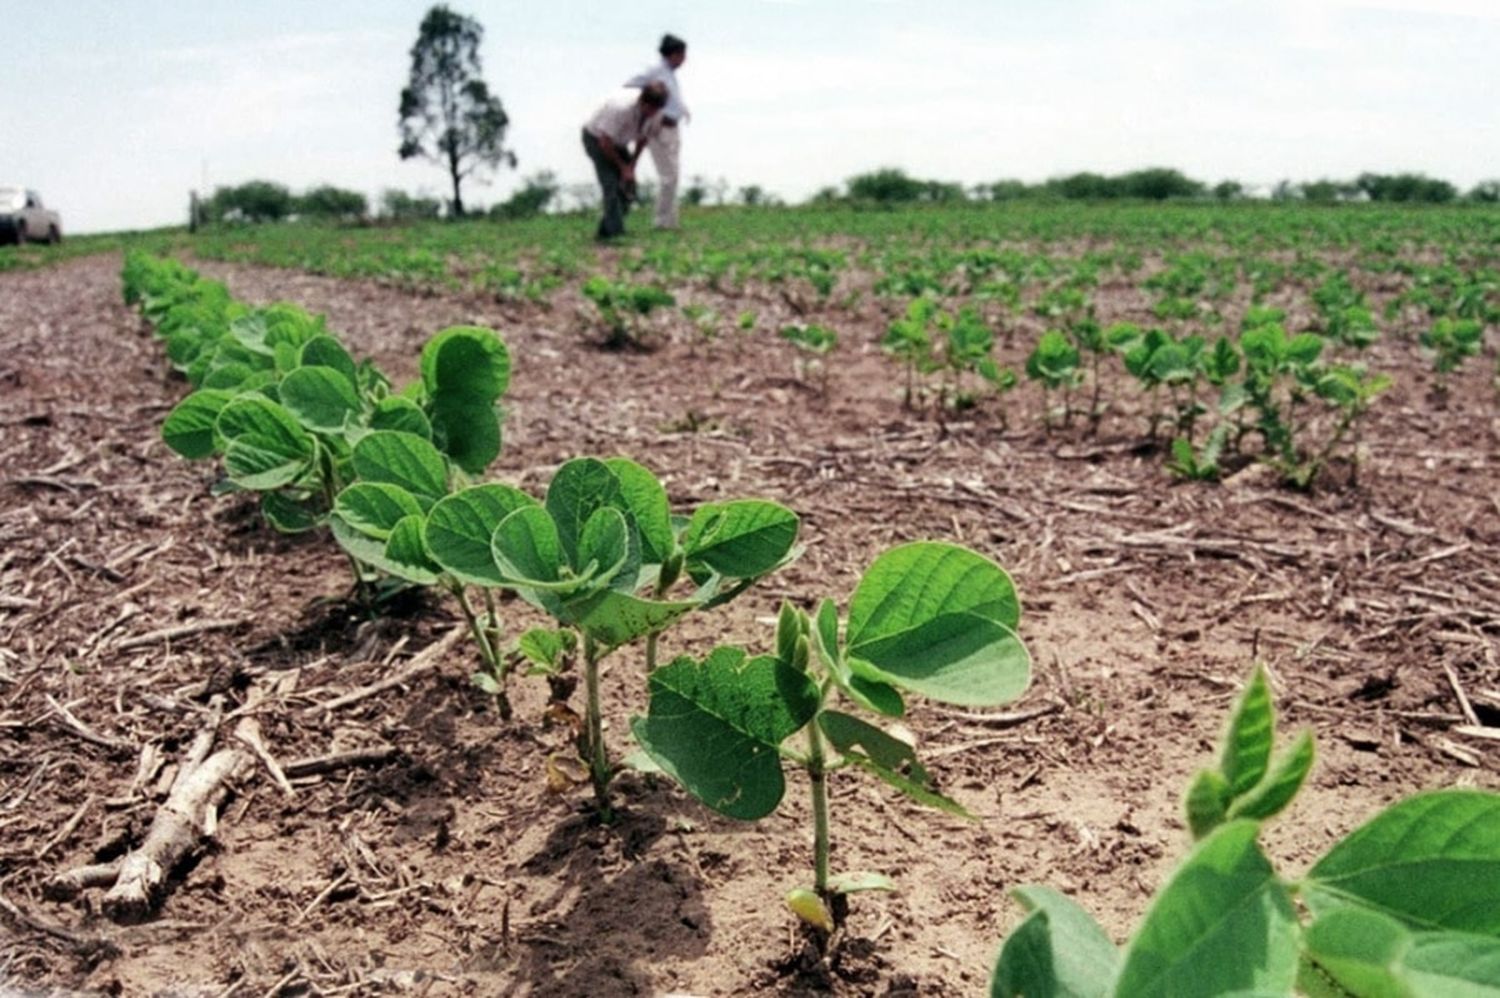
[5,0,1498,233]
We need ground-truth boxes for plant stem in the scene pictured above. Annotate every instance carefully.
[582,634,613,821]
[807,716,831,898]
[456,586,510,719]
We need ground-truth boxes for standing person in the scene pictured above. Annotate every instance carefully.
[581,82,668,241]
[625,34,689,230]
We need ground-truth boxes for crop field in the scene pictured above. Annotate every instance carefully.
[2,201,1499,996]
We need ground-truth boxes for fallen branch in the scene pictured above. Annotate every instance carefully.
[45,693,257,923]
[284,745,398,779]
[45,695,134,753]
[115,617,250,652]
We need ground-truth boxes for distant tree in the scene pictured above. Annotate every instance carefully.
[379,188,443,221]
[1356,172,1457,204]
[847,167,927,203]
[1046,172,1120,200]
[1469,180,1500,203]
[1271,179,1299,202]
[491,171,559,220]
[808,185,843,205]
[205,180,295,223]
[1116,167,1204,200]
[984,179,1033,201]
[398,5,516,217]
[1212,180,1245,201]
[683,175,710,206]
[298,185,369,222]
[1299,179,1348,204]
[737,184,766,206]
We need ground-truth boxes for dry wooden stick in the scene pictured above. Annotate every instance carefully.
[115,617,249,652]
[284,745,399,779]
[45,694,133,752]
[1442,662,1482,728]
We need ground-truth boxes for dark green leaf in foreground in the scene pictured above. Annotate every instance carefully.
[162,388,234,459]
[335,483,424,540]
[604,458,674,568]
[421,325,511,401]
[680,500,801,578]
[423,484,537,586]
[429,396,501,475]
[1114,820,1299,998]
[563,588,699,647]
[1304,790,1500,935]
[279,365,361,433]
[576,506,636,590]
[1305,906,1500,997]
[370,396,433,439]
[848,541,1021,642]
[382,514,440,585]
[632,648,819,820]
[850,612,1030,707]
[216,396,315,490]
[1229,729,1314,823]
[351,430,448,503]
[299,335,358,385]
[991,885,1118,998]
[260,491,322,533]
[819,709,968,817]
[545,458,623,570]
[1221,664,1275,798]
[490,505,569,588]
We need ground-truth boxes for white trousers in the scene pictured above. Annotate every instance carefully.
[647,125,681,229]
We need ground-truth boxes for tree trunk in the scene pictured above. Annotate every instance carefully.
[449,154,464,218]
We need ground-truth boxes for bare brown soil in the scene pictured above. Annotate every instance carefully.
[2,252,1498,997]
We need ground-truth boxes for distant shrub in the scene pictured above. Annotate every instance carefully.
[1356,172,1458,203]
[297,185,368,222]
[379,188,443,221]
[205,180,296,223]
[491,171,559,220]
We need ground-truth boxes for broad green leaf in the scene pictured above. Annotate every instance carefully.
[991,885,1118,998]
[334,483,424,540]
[216,397,315,490]
[847,542,1021,647]
[564,588,699,647]
[279,365,361,433]
[370,396,432,438]
[577,506,636,591]
[1186,769,1232,840]
[1114,821,1299,998]
[604,458,674,567]
[428,396,501,475]
[809,599,904,717]
[1304,790,1500,935]
[162,389,234,459]
[849,612,1031,707]
[490,506,570,589]
[201,361,257,390]
[351,430,448,503]
[545,458,623,569]
[680,500,801,578]
[1222,665,1275,797]
[819,710,930,785]
[631,648,819,820]
[1230,730,1314,822]
[383,514,440,585]
[423,484,537,586]
[516,628,576,674]
[1405,932,1500,995]
[299,335,358,384]
[260,491,321,533]
[1302,907,1414,998]
[420,325,511,401]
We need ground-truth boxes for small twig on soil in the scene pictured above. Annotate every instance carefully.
[304,627,465,715]
[45,695,133,753]
[932,702,1061,727]
[34,794,95,860]
[1442,662,1482,728]
[294,870,352,926]
[283,745,398,779]
[115,617,250,652]
[1454,725,1500,742]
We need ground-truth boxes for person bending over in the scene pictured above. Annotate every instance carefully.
[581,82,668,241]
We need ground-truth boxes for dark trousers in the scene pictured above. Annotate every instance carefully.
[582,129,630,240]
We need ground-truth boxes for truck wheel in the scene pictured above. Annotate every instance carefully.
[47,227,60,245]
[14,222,26,245]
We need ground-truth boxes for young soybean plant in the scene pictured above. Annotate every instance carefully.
[420,457,801,818]
[633,542,1031,935]
[990,665,1500,998]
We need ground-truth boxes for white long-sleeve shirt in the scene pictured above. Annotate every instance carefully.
[625,58,688,123]
[585,89,658,147]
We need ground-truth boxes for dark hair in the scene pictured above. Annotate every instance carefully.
[639,82,669,108]
[659,33,686,57]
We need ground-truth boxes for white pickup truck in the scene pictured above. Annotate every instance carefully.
[0,186,62,245]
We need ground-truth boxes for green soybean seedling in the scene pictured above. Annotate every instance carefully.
[1025,330,1082,430]
[633,541,1031,940]
[881,297,942,408]
[779,323,838,396]
[989,664,1500,998]
[1420,317,1484,397]
[423,457,801,819]
[581,275,676,350]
